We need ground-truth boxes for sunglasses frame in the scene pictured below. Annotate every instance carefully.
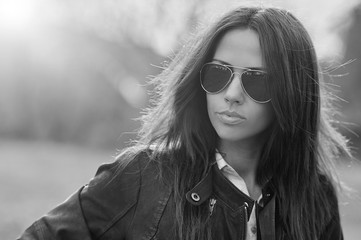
[200,62,271,104]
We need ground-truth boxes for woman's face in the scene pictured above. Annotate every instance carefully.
[206,29,275,146]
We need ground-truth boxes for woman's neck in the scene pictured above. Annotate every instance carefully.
[218,139,263,199]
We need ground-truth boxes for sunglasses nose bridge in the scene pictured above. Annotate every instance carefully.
[234,71,253,99]
[231,71,243,85]
[224,71,247,101]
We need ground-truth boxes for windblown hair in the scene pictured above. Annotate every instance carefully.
[122,6,350,240]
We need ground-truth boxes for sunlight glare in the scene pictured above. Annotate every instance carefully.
[0,0,40,34]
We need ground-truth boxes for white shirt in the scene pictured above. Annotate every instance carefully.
[216,152,260,240]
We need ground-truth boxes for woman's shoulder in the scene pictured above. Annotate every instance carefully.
[79,146,173,238]
[86,146,166,190]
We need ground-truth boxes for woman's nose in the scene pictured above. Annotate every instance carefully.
[224,72,246,104]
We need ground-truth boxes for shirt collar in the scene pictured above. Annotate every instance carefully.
[215,152,228,170]
[215,151,251,197]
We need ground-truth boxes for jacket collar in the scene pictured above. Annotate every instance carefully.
[185,165,213,206]
[186,164,275,216]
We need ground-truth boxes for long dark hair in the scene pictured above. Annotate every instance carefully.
[121,6,350,240]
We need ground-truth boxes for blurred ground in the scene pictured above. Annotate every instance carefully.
[0,140,360,239]
[0,140,112,239]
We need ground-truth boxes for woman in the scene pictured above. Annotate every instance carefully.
[19,6,349,240]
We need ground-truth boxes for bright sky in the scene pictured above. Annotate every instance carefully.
[0,0,64,35]
[0,0,359,117]
[0,0,359,59]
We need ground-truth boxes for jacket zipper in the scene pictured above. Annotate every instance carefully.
[242,202,249,240]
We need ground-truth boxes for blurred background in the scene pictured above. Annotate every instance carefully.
[0,0,360,239]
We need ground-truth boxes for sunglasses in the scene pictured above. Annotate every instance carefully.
[200,62,271,103]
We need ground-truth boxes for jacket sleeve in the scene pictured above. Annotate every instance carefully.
[17,154,141,240]
[17,187,93,240]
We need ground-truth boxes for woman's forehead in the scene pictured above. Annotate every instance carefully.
[213,29,263,68]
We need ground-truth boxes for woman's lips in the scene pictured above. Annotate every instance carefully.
[216,111,246,125]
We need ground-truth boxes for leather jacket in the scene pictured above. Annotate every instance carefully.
[18,151,343,240]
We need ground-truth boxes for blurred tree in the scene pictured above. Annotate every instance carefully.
[0,9,164,149]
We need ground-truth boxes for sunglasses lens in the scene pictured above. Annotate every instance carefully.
[242,71,270,102]
[200,63,271,103]
[201,64,232,93]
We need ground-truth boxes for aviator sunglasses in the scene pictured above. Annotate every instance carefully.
[200,62,271,103]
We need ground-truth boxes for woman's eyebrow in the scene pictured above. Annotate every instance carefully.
[211,59,232,66]
[248,67,265,71]
[211,59,266,71]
